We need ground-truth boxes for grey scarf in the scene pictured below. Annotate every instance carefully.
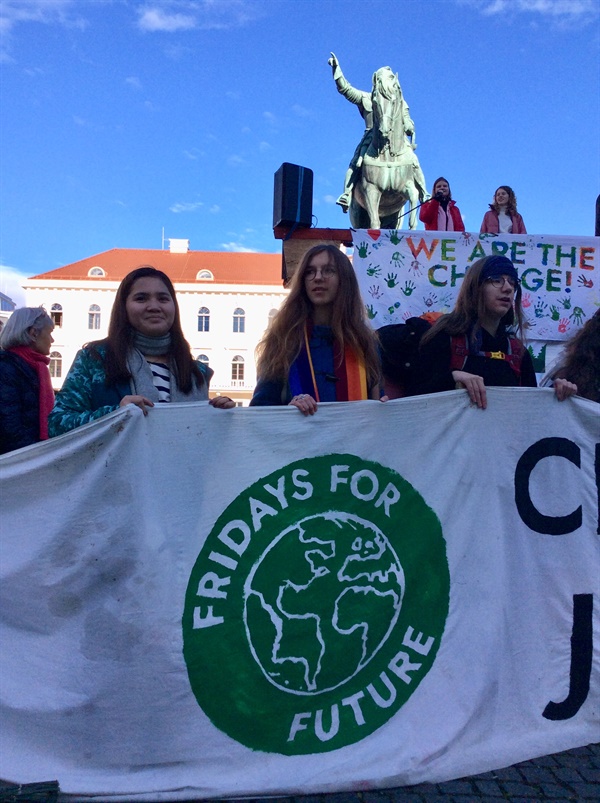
[126,349,208,403]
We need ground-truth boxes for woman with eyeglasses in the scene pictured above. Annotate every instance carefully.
[250,244,381,415]
[412,255,577,408]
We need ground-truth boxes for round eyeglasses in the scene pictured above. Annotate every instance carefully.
[486,275,519,289]
[305,266,338,280]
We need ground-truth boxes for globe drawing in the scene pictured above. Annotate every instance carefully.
[244,512,405,695]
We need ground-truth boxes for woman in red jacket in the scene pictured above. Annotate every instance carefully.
[419,177,465,232]
[480,185,527,234]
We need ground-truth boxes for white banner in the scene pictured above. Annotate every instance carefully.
[352,230,599,341]
[1,393,598,801]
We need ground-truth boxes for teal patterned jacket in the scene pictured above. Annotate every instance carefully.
[48,344,211,437]
[48,346,131,437]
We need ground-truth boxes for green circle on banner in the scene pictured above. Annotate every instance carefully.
[183,454,449,754]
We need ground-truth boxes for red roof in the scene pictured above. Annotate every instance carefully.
[28,248,283,285]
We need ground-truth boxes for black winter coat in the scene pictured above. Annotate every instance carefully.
[0,350,40,454]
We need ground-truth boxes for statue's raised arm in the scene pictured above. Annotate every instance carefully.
[328,52,370,113]
[328,53,375,211]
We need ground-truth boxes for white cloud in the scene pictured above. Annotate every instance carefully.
[183,148,203,160]
[291,103,313,118]
[259,141,271,152]
[323,195,336,204]
[209,205,220,214]
[263,111,278,126]
[0,0,87,34]
[0,0,88,60]
[136,1,263,33]
[227,154,244,166]
[221,242,258,253]
[458,0,598,24]
[125,76,142,90]
[169,200,203,213]
[0,264,29,306]
[137,7,197,32]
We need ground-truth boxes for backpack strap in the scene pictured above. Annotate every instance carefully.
[449,334,469,371]
[451,334,524,382]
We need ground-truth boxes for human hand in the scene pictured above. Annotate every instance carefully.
[452,370,487,409]
[553,378,578,401]
[119,395,154,415]
[289,393,318,416]
[209,396,235,409]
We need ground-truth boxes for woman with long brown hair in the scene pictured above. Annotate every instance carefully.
[545,310,600,403]
[49,266,233,435]
[413,255,576,409]
[250,245,381,414]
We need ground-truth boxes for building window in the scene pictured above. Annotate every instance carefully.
[88,304,101,329]
[197,307,210,332]
[196,270,214,280]
[50,303,63,327]
[233,307,245,333]
[231,355,245,384]
[88,267,106,277]
[49,351,62,378]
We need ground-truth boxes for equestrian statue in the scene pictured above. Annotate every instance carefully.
[328,53,428,230]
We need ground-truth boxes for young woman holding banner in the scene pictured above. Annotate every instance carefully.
[413,255,577,409]
[250,245,381,415]
[49,266,234,436]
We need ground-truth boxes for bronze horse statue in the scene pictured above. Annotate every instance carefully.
[349,69,428,230]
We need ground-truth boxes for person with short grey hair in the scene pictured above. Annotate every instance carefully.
[0,307,55,454]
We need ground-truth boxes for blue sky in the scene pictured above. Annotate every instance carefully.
[1,0,599,304]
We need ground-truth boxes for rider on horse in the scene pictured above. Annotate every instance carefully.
[328,53,427,213]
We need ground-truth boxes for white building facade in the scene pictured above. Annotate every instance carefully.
[22,241,288,405]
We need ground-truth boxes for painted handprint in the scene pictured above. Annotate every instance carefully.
[534,300,548,318]
[385,273,399,288]
[391,251,404,268]
[558,318,569,334]
[409,259,423,276]
[357,242,370,259]
[369,285,382,299]
[578,275,593,289]
[549,305,560,321]
[423,293,438,308]
[365,304,377,320]
[388,231,403,246]
[522,293,532,308]
[387,302,401,315]
[559,296,572,310]
[401,280,416,296]
[366,264,381,277]
[570,306,585,325]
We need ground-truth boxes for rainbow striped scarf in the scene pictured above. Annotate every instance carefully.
[288,324,368,402]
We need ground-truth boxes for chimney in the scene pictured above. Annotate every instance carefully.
[169,238,190,254]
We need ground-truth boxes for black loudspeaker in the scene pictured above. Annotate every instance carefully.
[273,163,313,229]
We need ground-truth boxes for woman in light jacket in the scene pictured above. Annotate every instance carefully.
[480,186,527,234]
